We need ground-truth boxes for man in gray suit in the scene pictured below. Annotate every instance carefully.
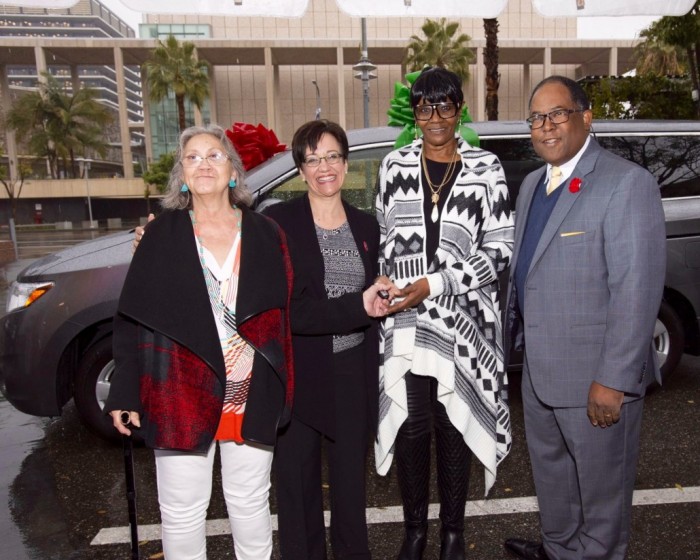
[503,76,666,560]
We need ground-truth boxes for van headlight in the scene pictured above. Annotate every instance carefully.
[6,281,54,313]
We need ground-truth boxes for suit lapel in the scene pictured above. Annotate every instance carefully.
[299,195,326,291]
[511,168,546,277]
[527,139,600,276]
[119,210,226,381]
[236,208,288,324]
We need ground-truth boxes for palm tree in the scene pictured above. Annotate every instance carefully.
[5,73,112,179]
[144,35,211,133]
[403,18,474,84]
[5,87,56,176]
[484,18,500,121]
[635,23,688,76]
[48,80,112,177]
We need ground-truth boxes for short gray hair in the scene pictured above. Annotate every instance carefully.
[161,124,253,210]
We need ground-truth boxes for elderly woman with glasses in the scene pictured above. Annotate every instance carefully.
[264,119,382,560]
[374,67,514,559]
[107,124,389,560]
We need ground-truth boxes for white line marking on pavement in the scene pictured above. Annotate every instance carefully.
[90,485,700,546]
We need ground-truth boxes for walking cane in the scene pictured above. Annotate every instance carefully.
[120,411,140,560]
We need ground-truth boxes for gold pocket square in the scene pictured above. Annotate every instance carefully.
[560,231,586,237]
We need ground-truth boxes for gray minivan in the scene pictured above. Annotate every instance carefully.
[2,120,699,439]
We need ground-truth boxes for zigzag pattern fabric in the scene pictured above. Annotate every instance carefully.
[375,137,514,495]
[198,235,254,442]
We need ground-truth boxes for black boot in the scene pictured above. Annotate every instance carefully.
[439,528,466,560]
[395,425,431,560]
[434,402,471,560]
[397,523,428,560]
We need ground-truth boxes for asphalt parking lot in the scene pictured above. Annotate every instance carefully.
[0,349,696,560]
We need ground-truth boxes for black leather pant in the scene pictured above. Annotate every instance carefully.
[395,372,472,532]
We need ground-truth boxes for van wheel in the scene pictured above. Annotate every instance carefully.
[654,301,684,382]
[74,337,119,441]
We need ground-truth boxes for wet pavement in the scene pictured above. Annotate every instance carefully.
[0,240,699,559]
[0,394,46,560]
[4,224,133,261]
[0,256,68,559]
[1,354,697,559]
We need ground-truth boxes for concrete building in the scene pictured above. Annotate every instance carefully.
[138,1,637,147]
[0,0,643,223]
[0,0,145,177]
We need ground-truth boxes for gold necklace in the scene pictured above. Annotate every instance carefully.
[422,148,458,223]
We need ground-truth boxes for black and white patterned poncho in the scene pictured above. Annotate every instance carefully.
[375,136,514,495]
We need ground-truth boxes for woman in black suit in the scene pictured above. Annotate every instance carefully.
[265,120,380,560]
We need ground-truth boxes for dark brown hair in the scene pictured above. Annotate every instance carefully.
[291,119,349,169]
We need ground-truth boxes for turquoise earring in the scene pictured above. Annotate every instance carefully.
[181,183,189,192]
[229,179,237,189]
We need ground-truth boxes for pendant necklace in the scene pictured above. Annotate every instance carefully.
[422,147,459,223]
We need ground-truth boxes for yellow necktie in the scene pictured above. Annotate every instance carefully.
[547,166,562,195]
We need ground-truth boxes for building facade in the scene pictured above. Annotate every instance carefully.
[141,1,592,142]
[0,0,642,223]
[0,0,145,175]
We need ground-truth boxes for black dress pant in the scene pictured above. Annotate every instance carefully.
[275,344,371,559]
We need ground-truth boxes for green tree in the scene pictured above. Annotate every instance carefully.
[5,73,112,179]
[141,151,175,214]
[52,82,112,178]
[635,3,700,116]
[142,151,175,195]
[403,18,474,84]
[144,35,211,133]
[583,75,695,120]
[484,18,500,121]
[0,155,32,222]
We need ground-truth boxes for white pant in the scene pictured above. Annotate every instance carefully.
[154,440,274,560]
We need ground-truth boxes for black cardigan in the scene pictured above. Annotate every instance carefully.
[265,194,380,438]
[106,206,372,448]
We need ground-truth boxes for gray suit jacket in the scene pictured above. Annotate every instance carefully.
[505,138,666,407]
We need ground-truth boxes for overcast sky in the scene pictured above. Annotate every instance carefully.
[102,0,657,39]
[104,0,142,31]
[577,15,656,38]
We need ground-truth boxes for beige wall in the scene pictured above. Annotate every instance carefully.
[145,0,582,142]
[145,0,577,41]
[0,178,146,199]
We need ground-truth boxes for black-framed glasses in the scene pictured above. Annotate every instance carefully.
[526,108,585,129]
[182,150,230,167]
[413,102,460,121]
[303,151,344,167]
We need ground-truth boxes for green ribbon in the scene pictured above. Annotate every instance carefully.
[387,69,479,149]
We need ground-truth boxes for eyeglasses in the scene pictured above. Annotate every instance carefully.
[413,102,459,121]
[303,151,344,168]
[526,108,585,129]
[182,150,230,167]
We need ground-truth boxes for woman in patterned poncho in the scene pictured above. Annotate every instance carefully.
[375,67,514,560]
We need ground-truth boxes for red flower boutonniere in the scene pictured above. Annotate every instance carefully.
[569,177,582,194]
[363,241,369,252]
